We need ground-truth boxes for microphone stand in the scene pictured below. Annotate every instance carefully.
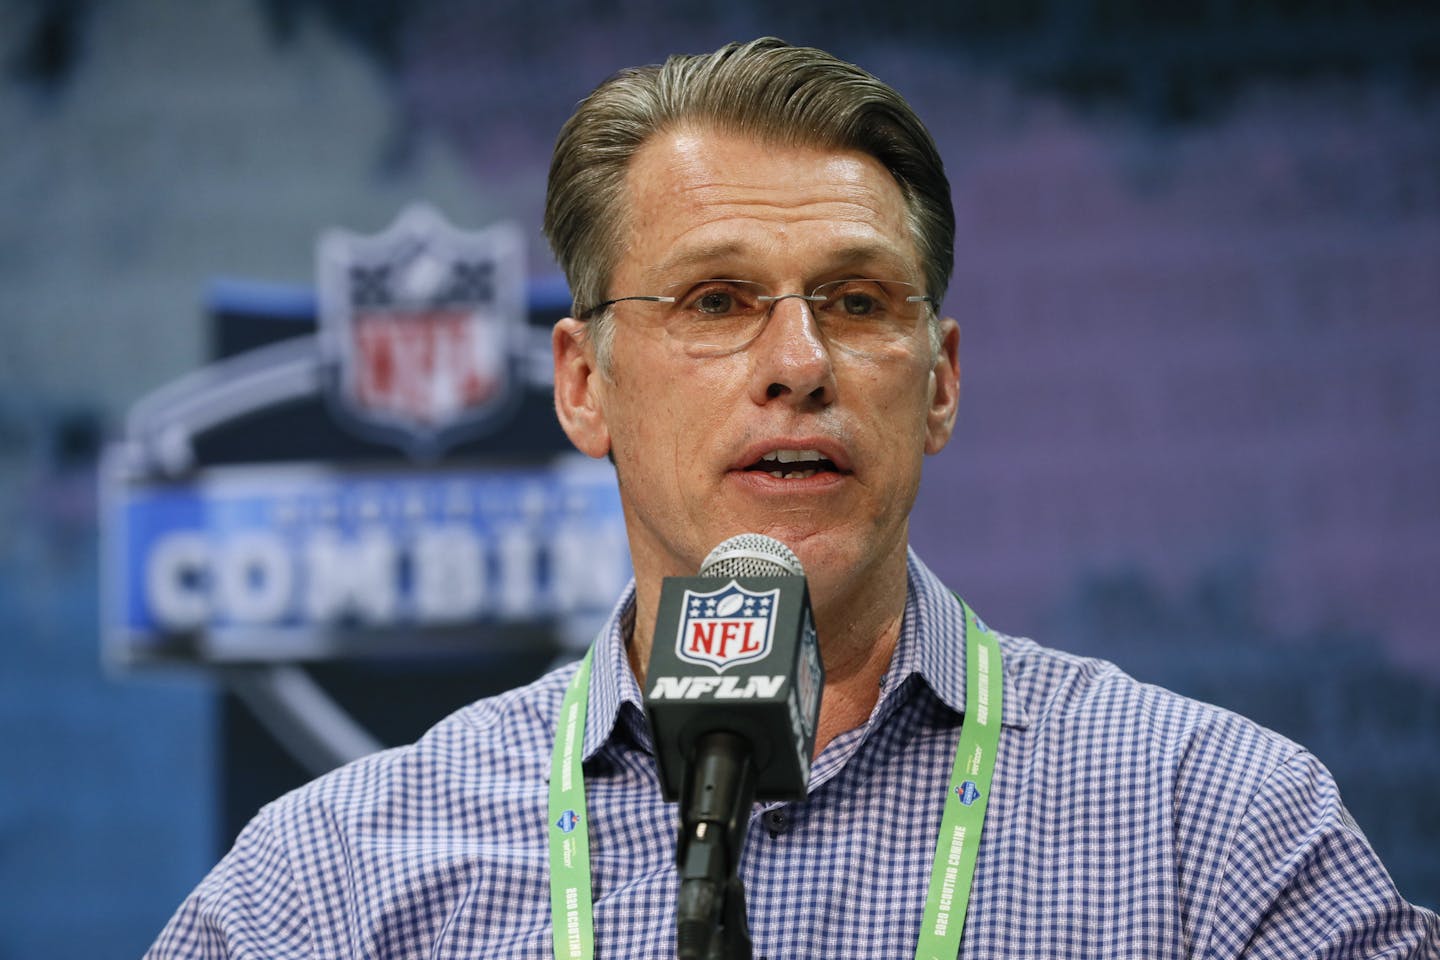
[675,730,756,960]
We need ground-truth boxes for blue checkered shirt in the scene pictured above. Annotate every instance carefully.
[149,552,1438,958]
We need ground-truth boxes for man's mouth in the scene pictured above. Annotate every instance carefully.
[744,448,841,480]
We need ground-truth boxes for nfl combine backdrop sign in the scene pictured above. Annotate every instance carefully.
[101,205,629,774]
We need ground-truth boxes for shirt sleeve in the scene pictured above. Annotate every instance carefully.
[1205,750,1439,959]
[145,807,314,960]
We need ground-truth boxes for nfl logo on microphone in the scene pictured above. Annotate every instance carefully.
[675,582,779,673]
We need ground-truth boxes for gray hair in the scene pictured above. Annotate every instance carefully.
[543,37,955,368]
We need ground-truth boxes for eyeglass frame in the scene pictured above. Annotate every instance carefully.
[574,278,937,322]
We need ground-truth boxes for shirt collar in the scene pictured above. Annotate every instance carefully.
[581,581,648,761]
[580,549,1031,760]
[888,549,1030,730]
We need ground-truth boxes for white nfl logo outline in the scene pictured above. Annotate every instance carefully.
[674,580,779,673]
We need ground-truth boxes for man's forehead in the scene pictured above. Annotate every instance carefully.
[620,127,920,283]
[628,125,897,202]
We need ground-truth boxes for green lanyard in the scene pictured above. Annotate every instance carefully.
[548,647,597,960]
[546,600,1003,960]
[915,600,1003,959]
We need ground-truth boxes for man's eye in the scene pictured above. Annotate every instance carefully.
[838,292,880,315]
[694,291,736,314]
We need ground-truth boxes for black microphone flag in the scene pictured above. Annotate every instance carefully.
[644,533,825,803]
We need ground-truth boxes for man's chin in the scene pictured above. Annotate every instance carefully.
[785,533,874,586]
[694,508,904,585]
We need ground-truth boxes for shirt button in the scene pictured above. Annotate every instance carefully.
[762,808,791,836]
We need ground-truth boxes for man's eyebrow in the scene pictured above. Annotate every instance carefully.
[648,240,917,284]
[818,243,917,277]
[648,242,748,282]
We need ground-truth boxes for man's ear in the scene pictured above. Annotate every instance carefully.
[924,317,961,455]
[552,318,612,459]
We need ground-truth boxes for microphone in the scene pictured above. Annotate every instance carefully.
[644,533,825,959]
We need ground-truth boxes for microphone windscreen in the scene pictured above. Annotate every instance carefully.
[699,534,803,578]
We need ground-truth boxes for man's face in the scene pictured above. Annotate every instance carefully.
[553,124,960,608]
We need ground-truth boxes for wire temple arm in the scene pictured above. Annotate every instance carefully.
[577,295,675,320]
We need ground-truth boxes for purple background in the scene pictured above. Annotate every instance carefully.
[1,2,1436,955]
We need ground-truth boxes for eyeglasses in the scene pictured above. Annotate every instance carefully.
[577,278,935,356]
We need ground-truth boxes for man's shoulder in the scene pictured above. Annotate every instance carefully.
[997,632,1305,782]
[253,658,579,841]
[911,555,1303,781]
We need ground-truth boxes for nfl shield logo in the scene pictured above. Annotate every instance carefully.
[317,204,526,457]
[675,581,779,673]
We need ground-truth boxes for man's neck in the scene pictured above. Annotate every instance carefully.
[805,603,905,756]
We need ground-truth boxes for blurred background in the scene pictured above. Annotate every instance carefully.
[2,0,1438,956]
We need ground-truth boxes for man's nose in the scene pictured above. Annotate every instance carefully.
[748,295,836,407]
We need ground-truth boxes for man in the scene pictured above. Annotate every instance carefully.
[149,38,1437,959]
